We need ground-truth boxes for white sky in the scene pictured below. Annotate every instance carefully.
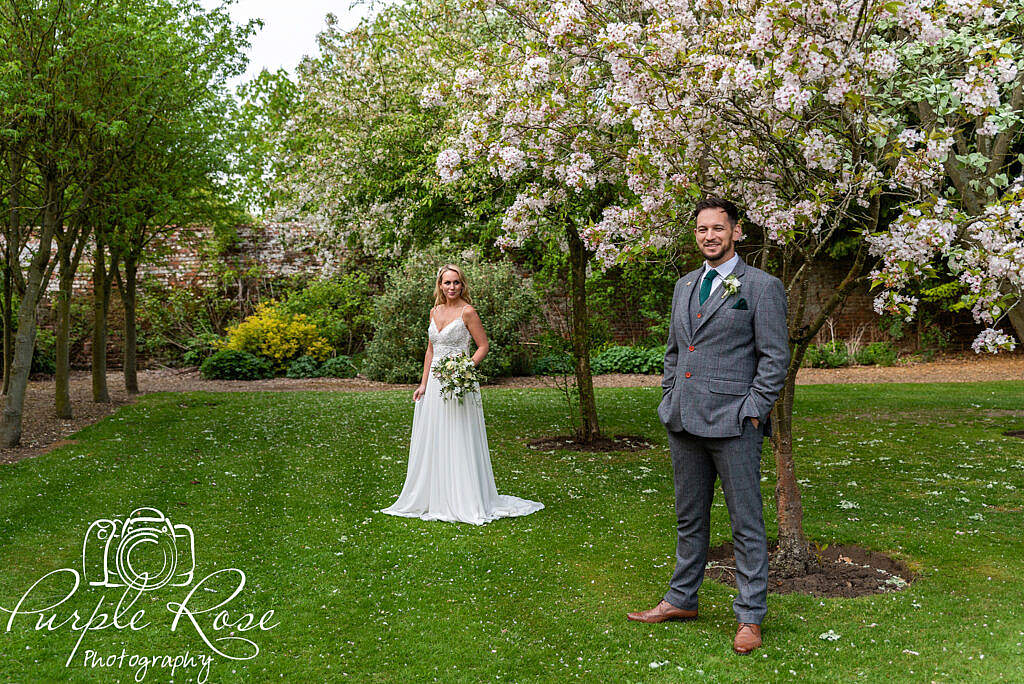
[203,1,376,86]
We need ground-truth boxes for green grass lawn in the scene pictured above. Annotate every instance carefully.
[1,382,1022,682]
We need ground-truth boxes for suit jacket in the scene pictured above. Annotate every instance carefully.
[657,256,790,438]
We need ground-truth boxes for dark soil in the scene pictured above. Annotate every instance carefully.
[526,434,655,452]
[1003,430,1024,439]
[705,541,915,598]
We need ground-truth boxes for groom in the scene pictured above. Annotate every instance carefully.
[627,197,790,655]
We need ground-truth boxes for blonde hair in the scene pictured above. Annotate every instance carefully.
[433,264,472,307]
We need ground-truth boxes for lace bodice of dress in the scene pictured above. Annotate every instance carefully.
[429,310,473,364]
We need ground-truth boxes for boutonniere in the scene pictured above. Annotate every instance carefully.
[721,274,741,298]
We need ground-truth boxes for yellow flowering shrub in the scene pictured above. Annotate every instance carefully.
[222,301,332,370]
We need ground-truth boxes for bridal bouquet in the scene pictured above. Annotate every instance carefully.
[432,353,482,402]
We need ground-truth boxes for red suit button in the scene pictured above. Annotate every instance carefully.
[688,346,695,352]
[685,372,692,378]
[696,313,702,318]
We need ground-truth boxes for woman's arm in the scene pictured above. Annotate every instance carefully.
[414,307,436,401]
[462,306,489,367]
[414,338,433,401]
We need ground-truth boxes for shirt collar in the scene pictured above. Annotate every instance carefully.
[704,252,740,278]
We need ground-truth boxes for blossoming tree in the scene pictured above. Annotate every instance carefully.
[438,0,1022,569]
[261,0,511,269]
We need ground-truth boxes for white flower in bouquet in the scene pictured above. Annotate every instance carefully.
[432,353,482,402]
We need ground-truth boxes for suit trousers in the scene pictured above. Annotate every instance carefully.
[663,419,768,624]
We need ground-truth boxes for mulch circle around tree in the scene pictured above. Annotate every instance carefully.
[526,434,655,452]
[705,541,915,598]
[1003,430,1024,439]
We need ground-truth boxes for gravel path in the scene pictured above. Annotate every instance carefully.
[4,352,1021,465]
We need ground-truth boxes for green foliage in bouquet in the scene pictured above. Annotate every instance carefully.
[363,247,538,383]
[431,353,483,402]
[200,349,274,380]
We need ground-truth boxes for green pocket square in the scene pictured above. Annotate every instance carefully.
[731,298,748,310]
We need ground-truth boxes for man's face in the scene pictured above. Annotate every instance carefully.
[694,208,741,264]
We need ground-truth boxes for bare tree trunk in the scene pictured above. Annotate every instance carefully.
[3,153,24,396]
[566,225,600,443]
[768,201,877,571]
[119,258,139,394]
[91,232,110,403]
[2,259,12,395]
[1003,297,1024,347]
[54,254,73,418]
[769,350,812,574]
[1,186,58,447]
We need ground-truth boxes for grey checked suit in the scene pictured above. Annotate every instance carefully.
[656,256,790,624]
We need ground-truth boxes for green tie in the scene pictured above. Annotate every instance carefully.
[699,268,718,306]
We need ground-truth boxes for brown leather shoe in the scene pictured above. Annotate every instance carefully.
[733,623,762,654]
[626,600,698,623]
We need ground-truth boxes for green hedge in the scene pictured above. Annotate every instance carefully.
[533,345,667,376]
[200,349,274,380]
[854,341,899,366]
[591,345,666,375]
[803,340,851,368]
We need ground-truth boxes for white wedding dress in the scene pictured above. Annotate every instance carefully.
[381,311,544,525]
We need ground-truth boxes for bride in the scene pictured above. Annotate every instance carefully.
[381,264,544,525]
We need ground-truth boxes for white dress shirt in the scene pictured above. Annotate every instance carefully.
[701,252,740,298]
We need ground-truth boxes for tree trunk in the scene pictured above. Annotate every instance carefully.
[768,348,813,574]
[121,259,139,394]
[91,233,110,403]
[2,260,12,396]
[1003,298,1024,348]
[566,226,600,443]
[0,187,58,447]
[3,152,24,396]
[54,255,73,419]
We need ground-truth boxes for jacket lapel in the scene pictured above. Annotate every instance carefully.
[677,267,703,343]
[694,257,747,336]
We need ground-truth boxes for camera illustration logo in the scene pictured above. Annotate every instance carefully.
[83,507,195,591]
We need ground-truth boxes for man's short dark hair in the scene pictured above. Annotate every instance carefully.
[693,197,739,226]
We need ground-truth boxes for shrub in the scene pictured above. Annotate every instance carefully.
[285,355,323,379]
[181,332,223,367]
[137,278,236,365]
[363,247,538,383]
[533,352,574,375]
[222,301,331,371]
[803,340,851,368]
[321,355,358,378]
[591,345,666,375]
[31,328,57,376]
[854,341,898,366]
[280,274,374,355]
[200,349,274,380]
